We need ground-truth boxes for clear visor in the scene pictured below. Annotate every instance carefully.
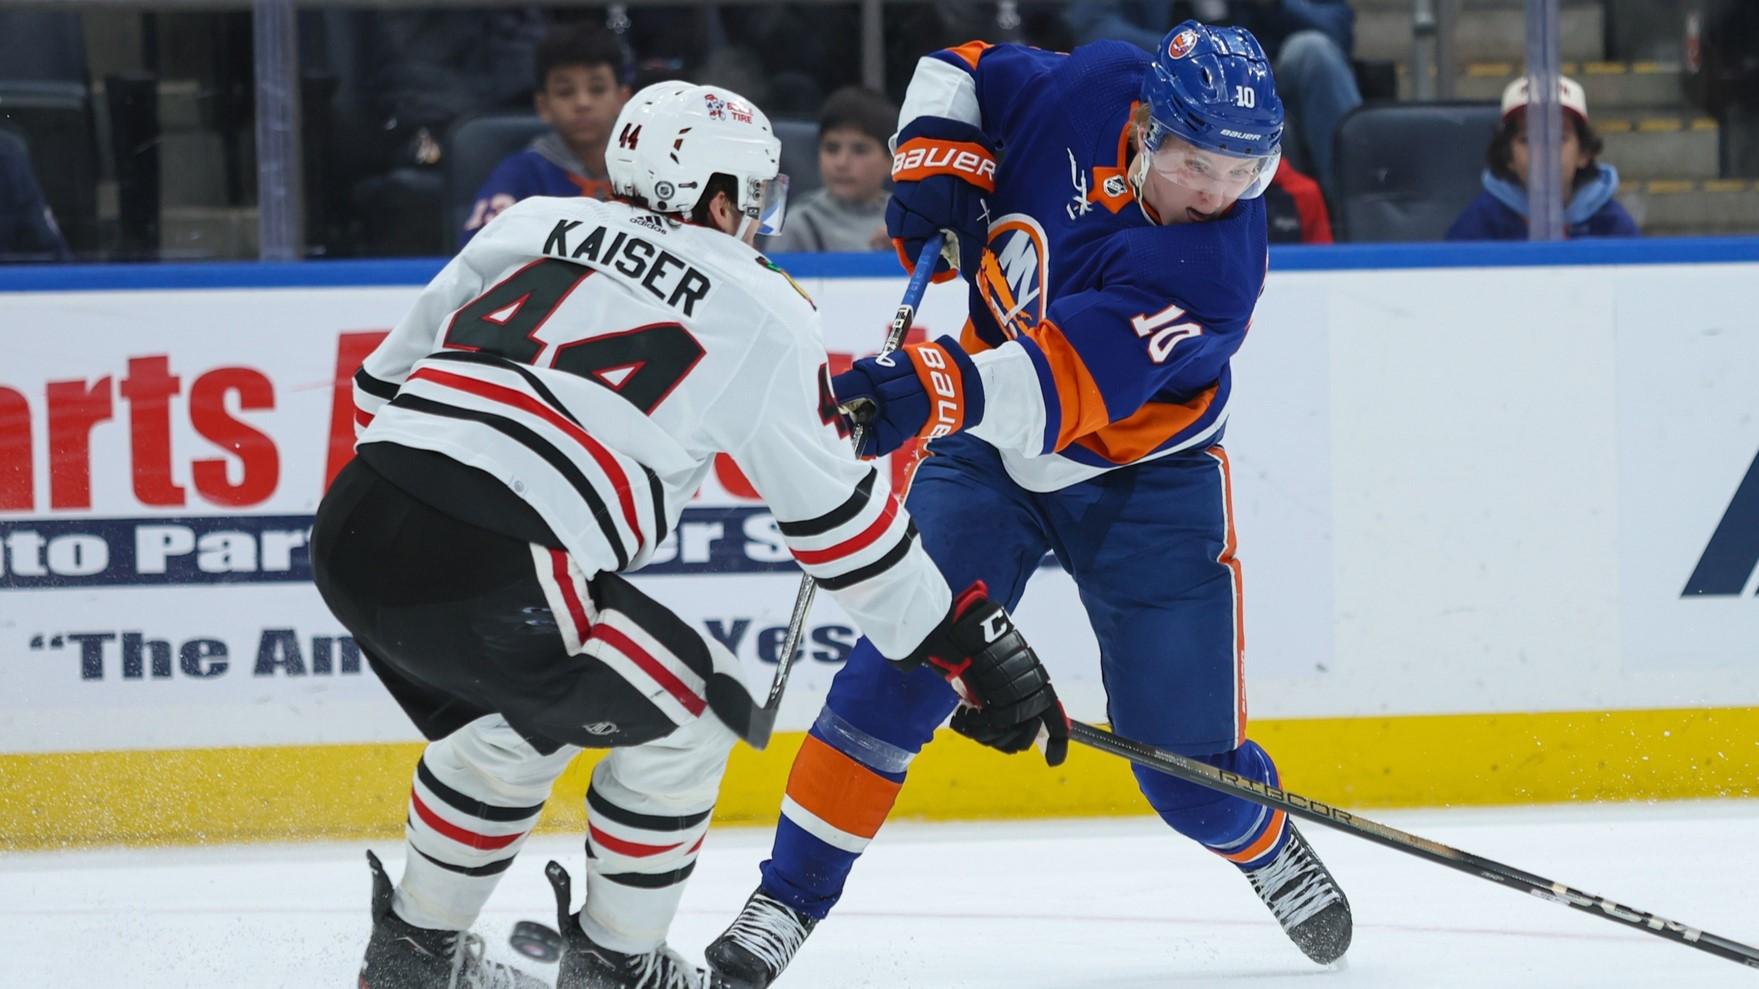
[1142,124,1279,202]
[750,173,790,237]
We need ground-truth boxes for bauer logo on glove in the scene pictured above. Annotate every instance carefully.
[831,336,986,458]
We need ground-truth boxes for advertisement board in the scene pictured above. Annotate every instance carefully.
[3,246,1757,826]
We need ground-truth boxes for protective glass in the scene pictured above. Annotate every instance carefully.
[1142,121,1280,201]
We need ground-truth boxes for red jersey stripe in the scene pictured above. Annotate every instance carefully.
[408,366,644,550]
[549,548,593,642]
[594,624,706,717]
[588,823,684,858]
[790,497,900,565]
[410,789,526,851]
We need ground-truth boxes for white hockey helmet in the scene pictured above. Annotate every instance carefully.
[606,82,789,237]
[607,80,692,198]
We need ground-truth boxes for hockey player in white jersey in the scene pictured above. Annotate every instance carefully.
[310,82,1068,989]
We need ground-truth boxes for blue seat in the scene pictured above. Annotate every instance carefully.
[1330,102,1501,242]
[443,113,551,242]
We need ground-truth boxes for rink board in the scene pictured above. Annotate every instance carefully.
[3,240,1758,848]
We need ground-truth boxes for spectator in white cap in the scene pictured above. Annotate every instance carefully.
[1446,74,1639,240]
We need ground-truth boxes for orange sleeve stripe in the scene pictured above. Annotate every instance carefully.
[1021,320,1109,452]
[1073,384,1219,464]
[943,40,993,70]
[785,734,904,840]
[1219,808,1287,864]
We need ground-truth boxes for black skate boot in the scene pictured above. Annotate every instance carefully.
[703,890,819,989]
[360,850,551,989]
[1241,823,1352,965]
[545,861,704,989]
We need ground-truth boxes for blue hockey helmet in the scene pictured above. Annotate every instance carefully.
[1140,21,1284,201]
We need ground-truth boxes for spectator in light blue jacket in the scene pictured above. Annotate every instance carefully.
[1066,1,1360,192]
[1447,75,1639,241]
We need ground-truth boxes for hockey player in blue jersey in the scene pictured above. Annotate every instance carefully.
[706,22,1351,986]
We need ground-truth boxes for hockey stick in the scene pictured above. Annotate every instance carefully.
[705,234,949,750]
[1066,719,1759,970]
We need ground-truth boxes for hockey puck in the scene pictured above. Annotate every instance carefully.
[509,920,563,963]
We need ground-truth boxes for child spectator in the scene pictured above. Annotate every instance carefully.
[459,24,632,246]
[0,130,71,261]
[1446,76,1639,240]
[765,86,895,253]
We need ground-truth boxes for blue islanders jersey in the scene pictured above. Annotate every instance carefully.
[901,41,1268,491]
[460,137,614,248]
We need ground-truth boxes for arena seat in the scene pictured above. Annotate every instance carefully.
[1330,102,1501,242]
[772,118,821,197]
[443,113,551,244]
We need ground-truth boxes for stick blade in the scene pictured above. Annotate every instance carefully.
[706,672,775,749]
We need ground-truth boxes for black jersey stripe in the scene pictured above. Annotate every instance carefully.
[595,862,697,889]
[429,350,583,427]
[428,350,668,552]
[586,786,711,833]
[354,367,398,401]
[642,464,670,547]
[813,521,919,591]
[776,469,878,538]
[417,759,545,823]
[388,393,633,571]
[410,843,518,878]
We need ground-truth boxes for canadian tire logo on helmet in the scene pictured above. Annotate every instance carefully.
[1168,28,1199,59]
[704,93,727,120]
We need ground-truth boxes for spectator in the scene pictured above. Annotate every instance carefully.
[0,131,71,261]
[1263,160,1333,242]
[765,86,895,253]
[459,24,633,247]
[1446,76,1639,241]
[1066,1,1361,192]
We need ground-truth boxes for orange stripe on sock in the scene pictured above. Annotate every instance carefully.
[1220,808,1286,864]
[785,734,903,840]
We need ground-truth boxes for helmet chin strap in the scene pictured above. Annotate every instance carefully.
[1128,146,1164,225]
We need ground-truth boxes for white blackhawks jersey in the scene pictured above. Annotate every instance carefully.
[353,196,951,660]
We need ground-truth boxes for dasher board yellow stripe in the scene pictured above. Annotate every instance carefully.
[4,706,1757,851]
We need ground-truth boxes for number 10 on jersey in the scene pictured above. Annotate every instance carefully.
[1130,303,1202,364]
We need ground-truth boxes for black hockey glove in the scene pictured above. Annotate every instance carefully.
[904,581,1069,766]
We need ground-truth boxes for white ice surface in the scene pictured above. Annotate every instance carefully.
[4,801,1758,987]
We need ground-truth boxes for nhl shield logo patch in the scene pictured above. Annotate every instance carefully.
[1167,28,1199,59]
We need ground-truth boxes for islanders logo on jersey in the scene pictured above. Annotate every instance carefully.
[1167,28,1199,59]
[977,213,1049,340]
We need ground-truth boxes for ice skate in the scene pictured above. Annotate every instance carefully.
[545,861,705,989]
[360,850,551,989]
[1242,823,1352,964]
[703,890,819,989]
